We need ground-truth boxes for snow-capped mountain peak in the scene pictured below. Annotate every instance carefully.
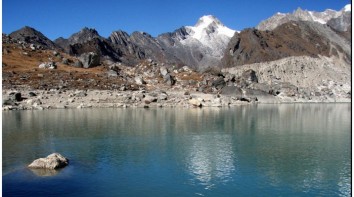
[156,15,237,69]
[186,15,236,41]
[343,4,351,12]
[276,12,286,16]
[195,15,222,27]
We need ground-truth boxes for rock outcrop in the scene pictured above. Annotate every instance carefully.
[38,62,57,69]
[28,153,69,169]
[9,26,58,49]
[79,52,100,68]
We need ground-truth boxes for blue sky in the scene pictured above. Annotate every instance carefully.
[2,0,351,40]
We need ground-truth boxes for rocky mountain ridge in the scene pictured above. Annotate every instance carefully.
[50,15,237,69]
[6,4,350,70]
[9,26,59,50]
[257,4,351,31]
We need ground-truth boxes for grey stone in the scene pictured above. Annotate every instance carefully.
[250,83,272,93]
[79,52,100,68]
[163,74,175,86]
[62,58,69,65]
[75,90,87,97]
[271,82,298,96]
[181,66,192,72]
[211,77,226,90]
[220,86,243,99]
[28,153,68,169]
[224,73,236,82]
[160,66,168,76]
[74,60,83,68]
[30,44,36,50]
[109,64,120,72]
[135,76,146,85]
[189,98,202,107]
[38,62,56,69]
[242,69,258,84]
[107,70,118,77]
[158,93,168,100]
[143,95,157,104]
[29,92,37,97]
[243,88,277,103]
[9,92,22,101]
[2,96,15,106]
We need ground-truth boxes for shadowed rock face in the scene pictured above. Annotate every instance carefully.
[54,28,122,61]
[108,30,147,65]
[68,38,121,61]
[222,21,351,67]
[9,26,58,49]
[54,27,101,50]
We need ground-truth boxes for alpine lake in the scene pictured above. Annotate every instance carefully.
[3,104,351,196]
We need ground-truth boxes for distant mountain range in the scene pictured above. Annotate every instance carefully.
[6,4,351,70]
[257,4,351,31]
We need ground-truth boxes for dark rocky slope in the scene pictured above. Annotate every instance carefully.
[9,26,59,50]
[222,21,351,67]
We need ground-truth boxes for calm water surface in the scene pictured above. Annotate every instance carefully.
[3,104,351,196]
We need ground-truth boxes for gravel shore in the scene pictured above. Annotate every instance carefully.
[2,88,350,111]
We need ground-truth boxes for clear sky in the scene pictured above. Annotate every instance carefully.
[2,0,351,40]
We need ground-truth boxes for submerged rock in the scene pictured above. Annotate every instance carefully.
[28,153,69,169]
[29,168,60,177]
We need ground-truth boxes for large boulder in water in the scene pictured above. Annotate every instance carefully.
[28,153,69,169]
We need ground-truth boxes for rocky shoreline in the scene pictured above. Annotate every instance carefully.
[2,88,350,111]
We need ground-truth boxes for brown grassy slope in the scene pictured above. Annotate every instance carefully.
[2,43,126,90]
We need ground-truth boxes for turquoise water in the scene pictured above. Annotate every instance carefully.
[3,104,351,196]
